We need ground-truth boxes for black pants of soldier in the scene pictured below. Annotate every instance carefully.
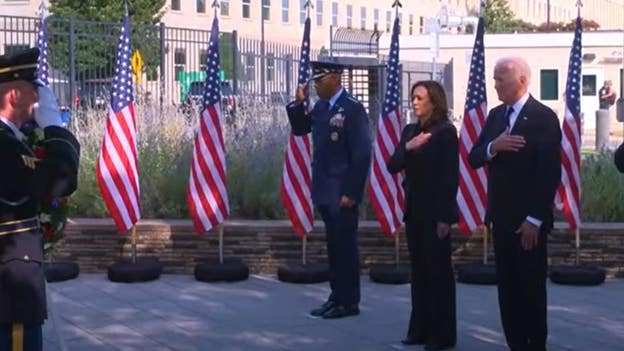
[493,223,548,351]
[404,219,456,347]
[318,205,360,307]
[0,323,42,351]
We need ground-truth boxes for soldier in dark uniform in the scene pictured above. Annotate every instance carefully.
[0,48,80,351]
[286,61,372,319]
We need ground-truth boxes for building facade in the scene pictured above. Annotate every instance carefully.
[3,1,623,49]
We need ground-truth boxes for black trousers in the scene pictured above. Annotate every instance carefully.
[493,223,548,351]
[318,205,360,306]
[405,219,456,345]
[0,323,42,351]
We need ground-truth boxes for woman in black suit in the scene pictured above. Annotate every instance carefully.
[387,80,458,350]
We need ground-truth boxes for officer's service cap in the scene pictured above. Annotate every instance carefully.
[0,47,44,86]
[310,61,345,81]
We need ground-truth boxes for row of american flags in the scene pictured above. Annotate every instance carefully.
[36,8,583,235]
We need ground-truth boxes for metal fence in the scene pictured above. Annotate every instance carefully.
[0,15,320,109]
[1,15,451,121]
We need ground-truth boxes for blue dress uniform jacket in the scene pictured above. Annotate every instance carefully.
[0,121,80,324]
[286,90,371,308]
[286,91,372,208]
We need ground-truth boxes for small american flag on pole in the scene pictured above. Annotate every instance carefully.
[35,14,49,85]
[280,17,314,236]
[367,15,404,236]
[186,15,230,233]
[555,14,582,229]
[457,17,488,234]
[96,13,141,233]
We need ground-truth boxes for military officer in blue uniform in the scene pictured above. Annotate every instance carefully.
[0,48,80,351]
[286,61,372,319]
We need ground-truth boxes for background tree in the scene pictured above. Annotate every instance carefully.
[47,0,166,81]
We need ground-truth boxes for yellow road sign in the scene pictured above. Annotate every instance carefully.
[131,50,144,83]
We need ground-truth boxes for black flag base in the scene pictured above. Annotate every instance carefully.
[194,257,249,282]
[549,265,606,286]
[45,261,80,283]
[456,263,498,285]
[277,263,329,284]
[107,257,163,283]
[368,264,410,284]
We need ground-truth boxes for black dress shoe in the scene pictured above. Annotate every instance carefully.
[322,304,360,319]
[424,342,455,350]
[309,301,336,317]
[400,337,425,345]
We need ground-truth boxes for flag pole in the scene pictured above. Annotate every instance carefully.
[394,230,400,266]
[218,224,224,264]
[302,235,307,265]
[482,225,489,265]
[575,227,580,266]
[131,226,137,264]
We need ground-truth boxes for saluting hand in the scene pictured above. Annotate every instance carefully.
[295,83,308,103]
[339,196,356,208]
[437,222,450,239]
[515,220,539,250]
[491,127,526,153]
[405,132,432,151]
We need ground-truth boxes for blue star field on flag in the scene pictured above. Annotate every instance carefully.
[565,16,582,118]
[298,17,311,111]
[382,17,400,115]
[111,14,134,113]
[203,17,221,109]
[36,17,49,85]
[465,18,486,111]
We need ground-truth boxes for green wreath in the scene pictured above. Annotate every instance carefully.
[25,127,69,254]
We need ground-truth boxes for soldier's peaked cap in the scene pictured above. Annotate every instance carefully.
[310,61,345,81]
[0,47,44,86]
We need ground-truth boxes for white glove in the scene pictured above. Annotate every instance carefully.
[34,85,63,128]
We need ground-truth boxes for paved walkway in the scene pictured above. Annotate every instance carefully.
[43,274,624,351]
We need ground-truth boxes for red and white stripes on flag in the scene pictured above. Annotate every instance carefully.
[555,15,583,229]
[187,15,230,233]
[457,18,488,234]
[280,17,314,236]
[367,15,404,237]
[96,13,141,233]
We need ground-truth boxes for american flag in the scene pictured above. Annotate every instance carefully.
[457,17,488,234]
[280,17,313,236]
[555,14,582,229]
[96,13,141,233]
[187,16,230,233]
[36,16,49,85]
[367,16,404,236]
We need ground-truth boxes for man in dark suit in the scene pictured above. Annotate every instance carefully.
[286,61,371,319]
[615,142,624,173]
[0,48,80,351]
[469,56,561,351]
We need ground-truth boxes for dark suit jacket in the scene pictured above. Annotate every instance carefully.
[615,142,624,173]
[468,95,561,230]
[286,90,372,207]
[387,119,459,225]
[0,121,80,323]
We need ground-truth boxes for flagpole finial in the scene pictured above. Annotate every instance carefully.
[392,0,402,8]
[304,0,313,18]
[123,0,129,16]
[576,0,583,7]
[212,0,220,8]
[38,0,47,18]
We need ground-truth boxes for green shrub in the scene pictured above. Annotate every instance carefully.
[66,100,624,222]
[581,151,624,222]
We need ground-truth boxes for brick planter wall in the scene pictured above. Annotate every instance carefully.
[52,219,624,276]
